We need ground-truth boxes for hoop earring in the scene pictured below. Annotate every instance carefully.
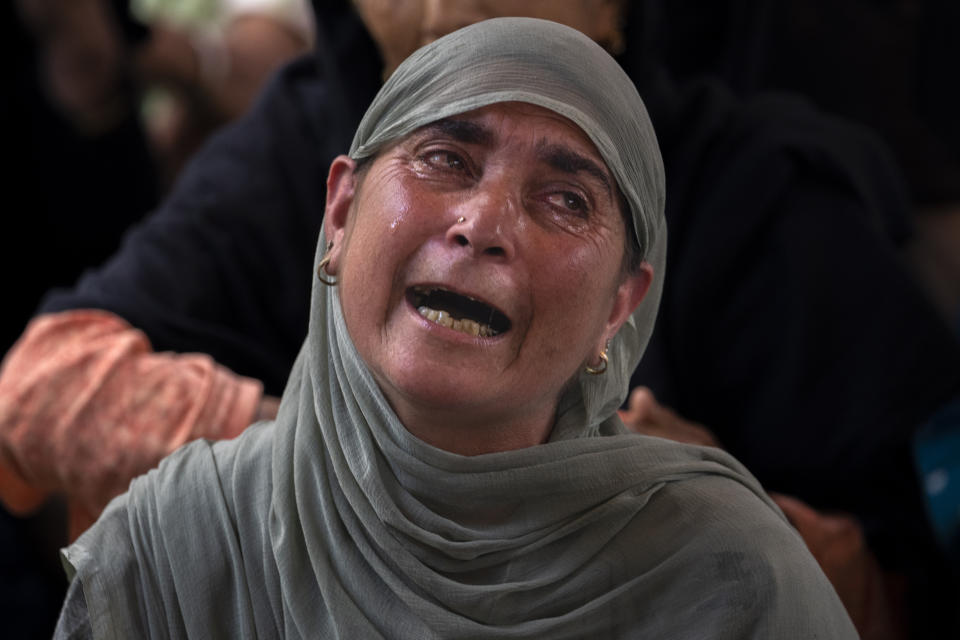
[585,349,608,375]
[317,242,337,286]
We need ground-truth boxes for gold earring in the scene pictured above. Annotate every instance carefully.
[317,241,337,286]
[585,349,608,375]
[456,216,466,224]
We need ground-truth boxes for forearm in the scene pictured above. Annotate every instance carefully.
[0,310,262,528]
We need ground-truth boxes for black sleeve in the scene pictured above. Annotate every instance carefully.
[633,104,960,571]
[670,172,957,514]
[39,56,351,395]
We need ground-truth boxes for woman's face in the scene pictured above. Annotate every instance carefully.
[324,103,651,452]
[353,0,625,76]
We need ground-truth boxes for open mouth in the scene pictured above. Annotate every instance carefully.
[407,286,511,337]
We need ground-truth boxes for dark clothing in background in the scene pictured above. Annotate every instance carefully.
[3,1,158,358]
[33,1,960,635]
[39,3,381,398]
[625,65,960,637]
[1,3,156,638]
[633,0,960,206]
[621,7,960,631]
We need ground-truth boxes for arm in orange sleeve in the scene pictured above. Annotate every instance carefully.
[0,309,263,538]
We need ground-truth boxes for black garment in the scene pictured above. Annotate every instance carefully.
[41,5,381,397]
[633,0,960,205]
[623,65,960,636]
[3,1,158,358]
[2,3,156,638]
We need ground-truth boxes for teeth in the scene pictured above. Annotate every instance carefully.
[418,306,495,337]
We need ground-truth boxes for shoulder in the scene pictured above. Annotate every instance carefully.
[141,421,275,525]
[52,573,93,640]
[644,468,858,638]
[61,423,277,636]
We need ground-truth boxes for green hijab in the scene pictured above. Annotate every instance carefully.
[62,18,856,638]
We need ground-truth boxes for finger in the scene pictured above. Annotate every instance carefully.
[627,386,656,413]
[770,492,822,532]
[621,387,657,430]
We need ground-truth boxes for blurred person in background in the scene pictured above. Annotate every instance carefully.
[128,0,314,186]
[627,0,960,621]
[3,1,311,637]
[4,2,158,637]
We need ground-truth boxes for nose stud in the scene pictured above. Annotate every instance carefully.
[456,216,466,224]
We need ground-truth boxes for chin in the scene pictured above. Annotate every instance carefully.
[383,356,499,409]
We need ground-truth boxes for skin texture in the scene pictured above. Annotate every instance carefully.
[323,103,651,455]
[619,386,721,447]
[352,0,626,76]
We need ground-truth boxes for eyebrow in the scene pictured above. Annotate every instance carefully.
[415,118,614,196]
[418,118,493,145]
[536,142,613,197]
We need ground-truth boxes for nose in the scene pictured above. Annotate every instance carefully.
[445,184,519,261]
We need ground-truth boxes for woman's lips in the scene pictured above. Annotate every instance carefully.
[406,285,511,337]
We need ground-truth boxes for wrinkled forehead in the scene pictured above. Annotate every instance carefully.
[349,18,639,167]
[349,17,664,256]
[401,101,613,177]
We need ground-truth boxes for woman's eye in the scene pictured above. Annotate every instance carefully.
[547,191,590,216]
[423,150,466,172]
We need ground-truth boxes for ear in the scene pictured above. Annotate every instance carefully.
[598,261,654,349]
[323,155,358,275]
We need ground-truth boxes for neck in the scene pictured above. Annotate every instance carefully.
[389,400,557,456]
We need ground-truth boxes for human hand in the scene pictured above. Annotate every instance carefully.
[618,386,720,447]
[771,493,905,639]
[256,395,281,422]
[0,458,48,515]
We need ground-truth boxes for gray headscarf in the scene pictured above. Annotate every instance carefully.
[61,18,856,639]
[348,17,667,435]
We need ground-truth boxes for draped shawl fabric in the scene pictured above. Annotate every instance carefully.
[61,18,856,638]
